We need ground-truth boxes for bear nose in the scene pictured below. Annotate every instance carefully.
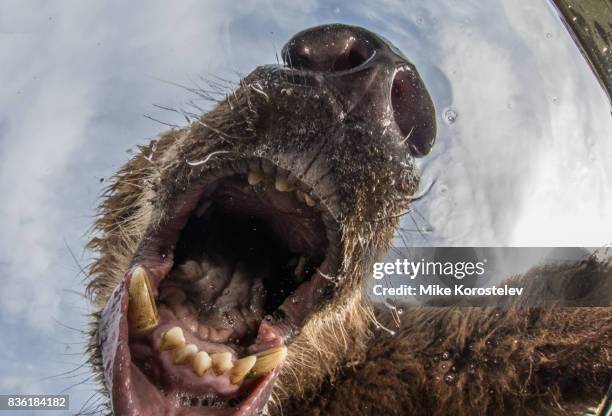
[281,24,379,73]
[281,24,437,158]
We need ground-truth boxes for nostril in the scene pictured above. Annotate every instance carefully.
[391,68,437,157]
[341,44,369,71]
[282,26,374,73]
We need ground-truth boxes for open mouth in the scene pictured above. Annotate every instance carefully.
[111,158,341,415]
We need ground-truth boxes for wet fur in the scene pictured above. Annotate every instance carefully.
[86,70,611,415]
[285,260,612,416]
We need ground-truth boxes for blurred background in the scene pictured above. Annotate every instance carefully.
[0,0,610,413]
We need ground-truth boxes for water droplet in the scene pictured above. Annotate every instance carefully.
[441,351,451,360]
[397,307,404,315]
[443,107,458,125]
[468,362,477,374]
[546,32,552,39]
[551,96,559,104]
[444,373,456,384]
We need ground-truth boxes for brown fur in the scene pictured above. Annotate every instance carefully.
[85,67,611,415]
[289,306,610,416]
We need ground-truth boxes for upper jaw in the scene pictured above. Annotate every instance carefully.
[98,156,343,416]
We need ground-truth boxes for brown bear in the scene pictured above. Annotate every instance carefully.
[85,24,611,416]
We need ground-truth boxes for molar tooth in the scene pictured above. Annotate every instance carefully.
[303,193,316,207]
[230,356,257,385]
[252,346,287,377]
[160,326,186,351]
[275,176,295,192]
[128,266,159,333]
[248,172,264,186]
[211,352,234,374]
[192,351,212,376]
[173,344,198,365]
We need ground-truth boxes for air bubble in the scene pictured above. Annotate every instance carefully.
[443,107,458,125]
[546,32,552,39]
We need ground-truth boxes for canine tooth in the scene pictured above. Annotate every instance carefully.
[255,346,287,358]
[193,351,212,376]
[211,352,234,374]
[230,356,257,384]
[173,344,198,365]
[160,326,186,351]
[275,177,295,192]
[303,193,316,207]
[248,172,264,185]
[252,346,287,376]
[128,266,159,333]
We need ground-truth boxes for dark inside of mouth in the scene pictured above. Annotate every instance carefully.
[169,201,323,348]
[129,173,329,408]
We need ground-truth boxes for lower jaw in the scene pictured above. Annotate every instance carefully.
[101,266,290,416]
